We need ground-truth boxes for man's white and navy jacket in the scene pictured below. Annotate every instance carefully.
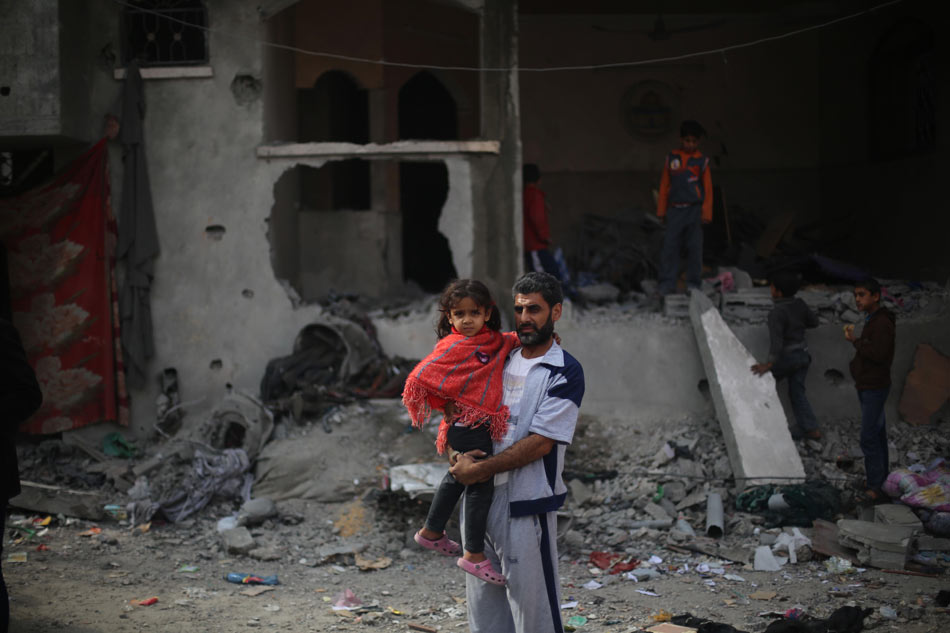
[501,341,585,517]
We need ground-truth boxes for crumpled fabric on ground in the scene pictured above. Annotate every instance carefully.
[735,481,841,527]
[157,448,252,523]
[882,458,950,511]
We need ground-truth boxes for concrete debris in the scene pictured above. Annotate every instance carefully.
[388,462,448,500]
[10,480,105,521]
[836,519,916,569]
[688,289,805,486]
[238,497,278,527]
[577,282,621,304]
[874,503,923,529]
[220,526,256,555]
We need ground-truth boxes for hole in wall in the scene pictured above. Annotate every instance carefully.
[0,86,10,97]
[697,379,711,400]
[242,289,254,299]
[205,225,226,240]
[209,359,223,370]
[231,74,262,106]
[824,369,846,386]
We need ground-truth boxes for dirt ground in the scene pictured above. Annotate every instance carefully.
[4,404,948,633]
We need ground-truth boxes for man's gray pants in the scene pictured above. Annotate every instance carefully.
[463,482,563,633]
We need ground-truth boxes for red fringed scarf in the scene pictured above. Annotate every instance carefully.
[403,327,520,454]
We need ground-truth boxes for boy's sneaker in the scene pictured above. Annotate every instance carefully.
[805,429,822,440]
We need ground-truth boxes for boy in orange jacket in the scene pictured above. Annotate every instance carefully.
[657,120,713,295]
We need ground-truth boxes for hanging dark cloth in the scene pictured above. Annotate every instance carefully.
[117,60,160,388]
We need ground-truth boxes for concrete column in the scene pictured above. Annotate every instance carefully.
[474,0,521,295]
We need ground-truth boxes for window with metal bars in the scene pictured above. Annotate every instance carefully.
[122,0,209,66]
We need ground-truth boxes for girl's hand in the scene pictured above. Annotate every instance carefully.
[553,332,562,345]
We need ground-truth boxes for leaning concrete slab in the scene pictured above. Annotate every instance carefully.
[688,289,805,487]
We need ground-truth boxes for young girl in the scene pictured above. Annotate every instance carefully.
[402,279,519,586]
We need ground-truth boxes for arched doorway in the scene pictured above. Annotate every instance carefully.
[298,71,370,209]
[398,72,459,292]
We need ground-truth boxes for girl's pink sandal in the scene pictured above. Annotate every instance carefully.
[457,557,506,585]
[414,531,462,556]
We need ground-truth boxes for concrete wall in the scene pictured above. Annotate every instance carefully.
[375,306,950,428]
[0,0,61,137]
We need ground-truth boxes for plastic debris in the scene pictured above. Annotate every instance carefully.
[217,516,238,532]
[824,556,855,574]
[331,588,362,610]
[224,573,280,585]
[566,615,588,627]
[103,432,138,458]
[651,610,673,622]
[754,546,782,571]
[104,505,128,521]
[133,597,159,606]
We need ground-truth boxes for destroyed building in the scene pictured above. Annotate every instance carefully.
[3,2,950,631]
[2,0,947,439]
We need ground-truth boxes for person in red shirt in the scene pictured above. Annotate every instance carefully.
[656,120,713,295]
[522,164,556,274]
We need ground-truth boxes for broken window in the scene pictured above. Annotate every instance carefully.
[122,0,209,66]
[0,149,53,199]
[397,72,459,292]
[868,19,935,160]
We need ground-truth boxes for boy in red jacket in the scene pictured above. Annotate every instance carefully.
[844,277,896,502]
[657,120,713,295]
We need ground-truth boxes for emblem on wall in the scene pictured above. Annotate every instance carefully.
[620,80,680,142]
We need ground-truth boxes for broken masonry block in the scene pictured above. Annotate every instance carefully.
[688,289,805,488]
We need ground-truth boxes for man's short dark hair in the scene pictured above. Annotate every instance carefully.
[513,271,563,308]
[856,277,882,296]
[523,163,541,184]
[680,120,706,138]
[770,270,801,297]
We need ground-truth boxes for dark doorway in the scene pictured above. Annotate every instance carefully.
[868,19,935,161]
[398,72,459,292]
[298,71,370,209]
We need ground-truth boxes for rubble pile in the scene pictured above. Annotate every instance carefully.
[581,278,950,326]
[556,413,950,564]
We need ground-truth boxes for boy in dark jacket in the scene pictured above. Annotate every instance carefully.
[844,278,895,501]
[751,271,821,440]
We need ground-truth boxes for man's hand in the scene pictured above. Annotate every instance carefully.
[450,450,490,485]
[843,324,856,342]
[750,362,772,376]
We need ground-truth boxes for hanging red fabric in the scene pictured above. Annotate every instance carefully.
[0,138,130,434]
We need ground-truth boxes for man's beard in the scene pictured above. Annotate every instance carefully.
[518,316,555,346]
